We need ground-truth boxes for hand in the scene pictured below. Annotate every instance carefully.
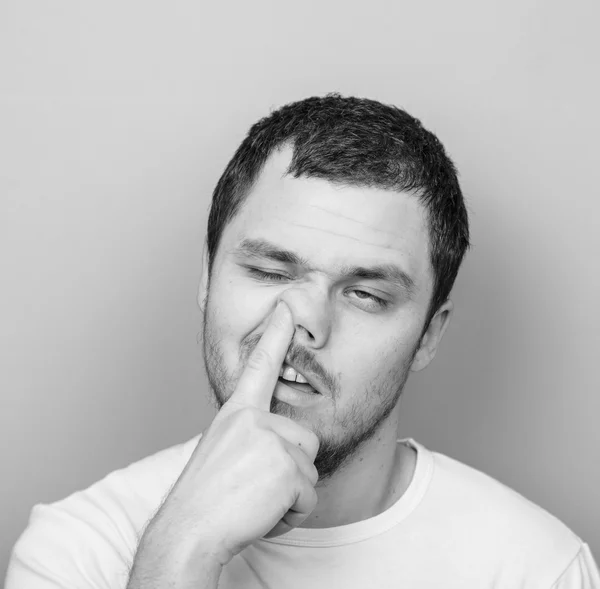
[155,300,320,567]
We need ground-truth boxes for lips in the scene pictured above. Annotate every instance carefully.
[280,359,322,394]
[277,377,320,395]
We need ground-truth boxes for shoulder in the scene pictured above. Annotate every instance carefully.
[6,433,202,588]
[417,442,587,585]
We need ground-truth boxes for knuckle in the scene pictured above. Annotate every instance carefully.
[310,465,319,486]
[263,429,282,450]
[279,452,298,478]
[235,405,256,423]
[230,405,261,429]
[308,431,320,452]
[261,430,284,460]
[309,486,318,509]
[299,431,320,458]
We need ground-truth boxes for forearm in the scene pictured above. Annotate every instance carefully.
[127,557,222,589]
[126,514,224,589]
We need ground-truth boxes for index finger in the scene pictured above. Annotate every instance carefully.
[229,300,294,412]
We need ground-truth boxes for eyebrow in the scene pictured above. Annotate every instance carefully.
[233,238,417,297]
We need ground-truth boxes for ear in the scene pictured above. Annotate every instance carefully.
[197,240,210,314]
[410,299,454,373]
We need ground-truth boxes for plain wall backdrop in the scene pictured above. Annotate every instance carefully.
[1,0,599,578]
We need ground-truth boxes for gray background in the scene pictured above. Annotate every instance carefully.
[2,0,599,578]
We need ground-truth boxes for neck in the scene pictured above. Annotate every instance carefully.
[299,408,416,529]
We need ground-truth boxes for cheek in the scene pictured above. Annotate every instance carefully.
[336,327,416,383]
[210,274,275,349]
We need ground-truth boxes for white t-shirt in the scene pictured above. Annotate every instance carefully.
[6,435,600,588]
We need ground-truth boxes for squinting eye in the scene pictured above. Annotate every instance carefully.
[247,268,288,281]
[246,267,390,310]
[350,290,389,309]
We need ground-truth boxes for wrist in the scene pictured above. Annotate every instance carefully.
[128,512,225,588]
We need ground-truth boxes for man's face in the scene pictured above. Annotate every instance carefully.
[200,146,448,483]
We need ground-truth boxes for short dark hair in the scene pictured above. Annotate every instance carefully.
[206,93,471,336]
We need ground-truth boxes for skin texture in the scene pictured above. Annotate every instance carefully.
[197,145,453,528]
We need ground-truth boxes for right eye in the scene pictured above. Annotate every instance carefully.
[246,268,289,282]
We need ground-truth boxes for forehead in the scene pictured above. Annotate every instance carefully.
[222,146,431,295]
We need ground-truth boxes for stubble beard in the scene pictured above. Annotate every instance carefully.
[200,298,417,484]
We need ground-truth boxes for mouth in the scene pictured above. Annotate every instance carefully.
[277,377,320,395]
[279,359,323,394]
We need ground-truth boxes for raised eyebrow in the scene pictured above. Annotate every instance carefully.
[234,238,416,296]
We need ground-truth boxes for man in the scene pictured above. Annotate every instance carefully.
[6,94,599,588]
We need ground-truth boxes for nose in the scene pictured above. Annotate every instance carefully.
[278,286,332,349]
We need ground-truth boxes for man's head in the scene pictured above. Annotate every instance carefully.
[198,94,470,482]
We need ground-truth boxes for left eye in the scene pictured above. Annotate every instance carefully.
[246,267,389,309]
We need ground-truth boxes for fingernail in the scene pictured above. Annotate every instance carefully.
[278,300,292,317]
